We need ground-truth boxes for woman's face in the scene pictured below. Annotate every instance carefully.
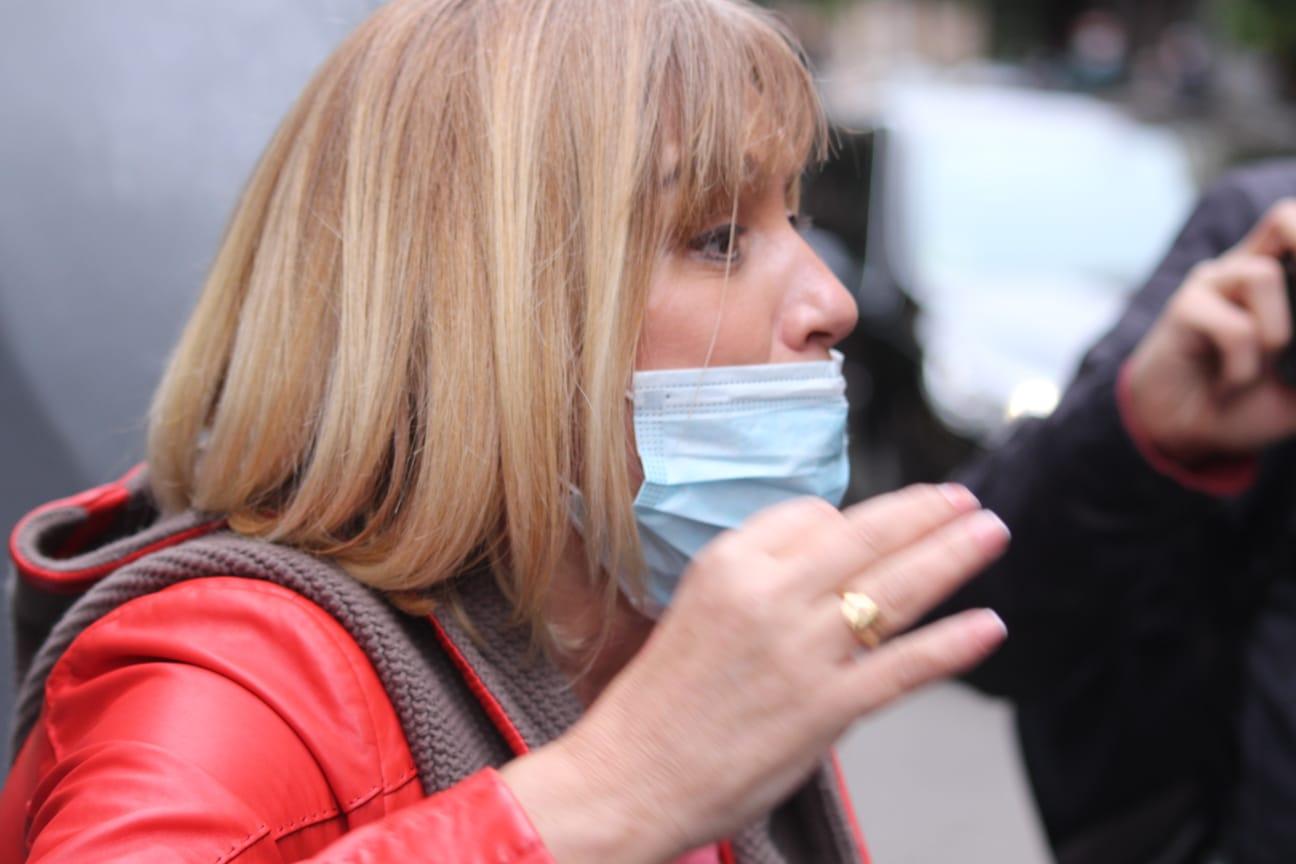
[638,172,858,371]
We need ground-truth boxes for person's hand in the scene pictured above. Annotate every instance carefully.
[1125,199,1296,463]
[503,484,1008,863]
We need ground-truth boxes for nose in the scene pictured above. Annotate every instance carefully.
[779,234,859,357]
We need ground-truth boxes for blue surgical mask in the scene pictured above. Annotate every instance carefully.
[622,350,850,616]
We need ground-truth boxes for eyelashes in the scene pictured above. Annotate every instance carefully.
[684,212,806,266]
[687,224,746,264]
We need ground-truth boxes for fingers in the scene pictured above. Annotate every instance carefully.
[1175,280,1264,387]
[735,495,855,558]
[734,483,981,597]
[831,508,1010,648]
[1237,198,1296,259]
[837,483,982,563]
[796,484,985,596]
[835,609,1007,716]
[1173,255,1289,390]
[1214,255,1289,353]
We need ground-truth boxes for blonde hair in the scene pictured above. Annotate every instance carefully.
[148,0,825,644]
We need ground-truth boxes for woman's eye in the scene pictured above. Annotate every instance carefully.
[687,224,746,264]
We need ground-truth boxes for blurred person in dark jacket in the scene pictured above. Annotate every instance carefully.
[940,161,1296,864]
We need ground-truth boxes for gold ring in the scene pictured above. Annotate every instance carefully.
[839,591,883,649]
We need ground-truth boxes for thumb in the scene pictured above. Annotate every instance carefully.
[1221,381,1296,450]
[1236,199,1296,259]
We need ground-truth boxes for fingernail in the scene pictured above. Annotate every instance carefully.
[975,610,1008,650]
[970,510,1011,546]
[982,609,1008,637]
[939,483,979,510]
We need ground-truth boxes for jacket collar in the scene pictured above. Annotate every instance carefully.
[428,573,584,755]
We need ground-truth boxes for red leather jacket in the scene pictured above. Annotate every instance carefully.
[1,476,869,863]
[1,573,550,861]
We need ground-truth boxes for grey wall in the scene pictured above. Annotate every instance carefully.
[0,1,383,484]
[0,0,379,764]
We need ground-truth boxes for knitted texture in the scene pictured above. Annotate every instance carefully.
[10,502,863,863]
[14,527,515,791]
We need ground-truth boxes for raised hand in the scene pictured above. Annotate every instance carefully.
[504,484,1008,864]
[1125,199,1296,462]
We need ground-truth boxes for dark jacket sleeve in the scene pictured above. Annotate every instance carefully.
[930,161,1296,854]
[939,164,1289,698]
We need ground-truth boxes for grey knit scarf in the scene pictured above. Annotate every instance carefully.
[9,492,863,863]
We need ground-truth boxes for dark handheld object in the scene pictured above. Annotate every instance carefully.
[1279,252,1296,388]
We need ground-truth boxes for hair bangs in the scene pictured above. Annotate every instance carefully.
[653,1,827,241]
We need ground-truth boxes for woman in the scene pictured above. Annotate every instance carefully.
[1,0,1009,861]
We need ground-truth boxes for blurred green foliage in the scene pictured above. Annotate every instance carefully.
[1212,0,1296,98]
[1213,0,1296,52]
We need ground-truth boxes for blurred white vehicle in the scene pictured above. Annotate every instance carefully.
[865,77,1197,440]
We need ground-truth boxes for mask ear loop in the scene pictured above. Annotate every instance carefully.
[671,191,740,419]
[699,193,739,373]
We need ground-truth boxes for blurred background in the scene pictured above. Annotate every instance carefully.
[1,1,1294,860]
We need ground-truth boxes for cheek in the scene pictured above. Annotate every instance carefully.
[639,265,778,370]
[707,301,779,366]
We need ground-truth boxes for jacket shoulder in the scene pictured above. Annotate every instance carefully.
[1196,159,1296,237]
[41,577,420,826]
[1225,159,1296,210]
